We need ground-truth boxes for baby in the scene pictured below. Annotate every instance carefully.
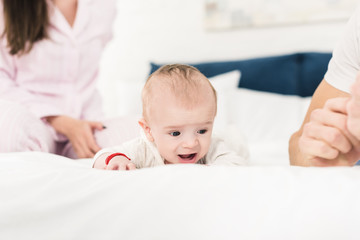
[93,64,248,170]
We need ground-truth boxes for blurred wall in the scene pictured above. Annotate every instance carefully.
[98,0,354,116]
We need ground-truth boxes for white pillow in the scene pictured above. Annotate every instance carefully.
[228,88,311,142]
[208,70,249,159]
[115,81,144,117]
[208,70,241,132]
[226,88,311,165]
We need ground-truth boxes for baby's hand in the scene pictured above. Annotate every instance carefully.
[106,156,136,171]
[347,72,360,141]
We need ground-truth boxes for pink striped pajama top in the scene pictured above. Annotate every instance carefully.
[0,0,116,121]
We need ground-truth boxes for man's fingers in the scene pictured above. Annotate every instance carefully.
[347,99,360,119]
[323,97,349,114]
[347,81,360,140]
[310,108,347,129]
[310,106,360,150]
[350,74,360,104]
[310,157,342,167]
[311,154,356,167]
[303,122,352,154]
[299,135,339,160]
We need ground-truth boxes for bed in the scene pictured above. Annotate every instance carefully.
[1,152,360,239]
[2,52,359,240]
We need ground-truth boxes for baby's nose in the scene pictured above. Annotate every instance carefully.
[182,136,198,148]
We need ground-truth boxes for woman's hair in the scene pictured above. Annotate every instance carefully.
[2,0,49,55]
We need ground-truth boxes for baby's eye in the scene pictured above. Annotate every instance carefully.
[197,129,207,134]
[170,131,181,137]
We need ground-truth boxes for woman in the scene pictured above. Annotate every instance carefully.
[0,0,138,158]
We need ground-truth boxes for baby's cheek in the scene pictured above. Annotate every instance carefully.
[201,142,211,155]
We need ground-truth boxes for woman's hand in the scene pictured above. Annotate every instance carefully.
[299,97,360,166]
[46,115,104,158]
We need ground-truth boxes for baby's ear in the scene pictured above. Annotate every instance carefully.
[138,118,154,142]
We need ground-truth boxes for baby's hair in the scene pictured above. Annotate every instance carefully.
[142,64,217,120]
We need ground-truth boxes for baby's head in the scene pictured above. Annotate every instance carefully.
[139,64,217,164]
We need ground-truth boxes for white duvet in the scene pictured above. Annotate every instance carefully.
[1,151,360,240]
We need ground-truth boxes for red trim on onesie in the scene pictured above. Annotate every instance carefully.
[105,153,131,165]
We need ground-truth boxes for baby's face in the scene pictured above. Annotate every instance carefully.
[145,88,216,164]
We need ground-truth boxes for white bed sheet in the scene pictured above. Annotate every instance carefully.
[1,152,360,240]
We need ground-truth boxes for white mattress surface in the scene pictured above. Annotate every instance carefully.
[1,152,359,240]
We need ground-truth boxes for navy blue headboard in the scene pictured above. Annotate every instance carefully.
[150,52,332,97]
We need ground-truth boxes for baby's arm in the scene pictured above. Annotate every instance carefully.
[93,152,136,171]
[93,138,143,170]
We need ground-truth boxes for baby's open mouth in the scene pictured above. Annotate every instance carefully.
[178,153,196,161]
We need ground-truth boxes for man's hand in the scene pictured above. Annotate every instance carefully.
[299,97,360,166]
[347,73,360,141]
[46,115,104,158]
